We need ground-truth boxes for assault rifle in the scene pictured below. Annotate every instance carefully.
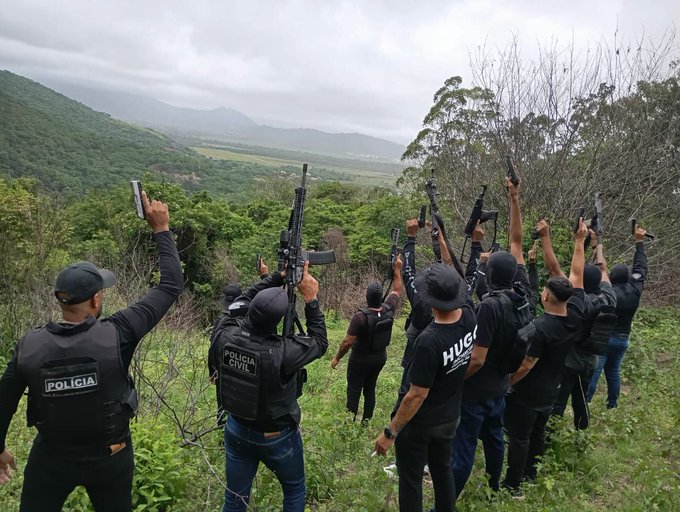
[584,192,604,248]
[382,228,401,301]
[277,164,336,336]
[630,218,656,241]
[460,185,499,262]
[424,171,465,277]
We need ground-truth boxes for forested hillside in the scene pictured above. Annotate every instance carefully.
[0,71,282,197]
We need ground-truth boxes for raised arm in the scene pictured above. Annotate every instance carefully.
[109,194,184,362]
[465,224,484,294]
[390,255,404,298]
[631,227,649,293]
[475,252,491,300]
[403,219,419,306]
[595,242,610,284]
[569,218,588,289]
[527,241,540,312]
[283,263,328,374]
[536,219,565,278]
[506,176,525,266]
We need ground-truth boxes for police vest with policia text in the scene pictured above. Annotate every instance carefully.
[16,317,137,447]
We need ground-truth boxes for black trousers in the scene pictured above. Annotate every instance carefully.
[395,420,458,512]
[346,356,386,421]
[503,396,551,490]
[20,439,134,512]
[552,366,592,430]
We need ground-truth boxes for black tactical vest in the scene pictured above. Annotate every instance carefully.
[218,319,299,424]
[353,306,394,355]
[17,318,137,447]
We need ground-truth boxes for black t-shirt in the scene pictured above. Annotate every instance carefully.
[348,293,399,362]
[508,288,588,411]
[463,265,531,403]
[398,304,476,427]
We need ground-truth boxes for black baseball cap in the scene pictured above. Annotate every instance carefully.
[415,263,466,312]
[54,261,117,304]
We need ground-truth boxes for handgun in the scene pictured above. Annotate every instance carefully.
[130,180,145,219]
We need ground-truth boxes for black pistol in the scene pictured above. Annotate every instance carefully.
[506,155,519,186]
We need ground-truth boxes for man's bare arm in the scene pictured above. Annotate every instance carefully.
[537,220,565,278]
[465,345,488,379]
[389,384,429,434]
[509,356,538,385]
[506,176,525,266]
[569,218,587,288]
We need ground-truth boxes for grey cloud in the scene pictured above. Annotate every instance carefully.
[1,0,678,143]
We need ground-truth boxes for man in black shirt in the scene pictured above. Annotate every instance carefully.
[210,262,328,512]
[502,218,589,495]
[331,257,403,424]
[451,176,531,497]
[0,192,183,512]
[374,263,476,512]
[549,230,616,430]
[587,225,649,407]
[401,219,482,389]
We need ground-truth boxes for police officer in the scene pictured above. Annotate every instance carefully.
[331,257,403,424]
[211,261,328,512]
[0,192,183,512]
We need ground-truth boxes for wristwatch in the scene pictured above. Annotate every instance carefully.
[384,427,396,440]
[306,298,319,309]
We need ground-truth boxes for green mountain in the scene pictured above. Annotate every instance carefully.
[0,70,275,195]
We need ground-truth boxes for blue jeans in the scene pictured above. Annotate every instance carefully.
[450,396,505,497]
[223,417,306,512]
[587,336,629,408]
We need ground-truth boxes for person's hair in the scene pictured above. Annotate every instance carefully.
[545,276,574,303]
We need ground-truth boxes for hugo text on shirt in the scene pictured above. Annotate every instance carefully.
[444,325,476,373]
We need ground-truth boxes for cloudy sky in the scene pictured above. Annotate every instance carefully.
[1,0,678,143]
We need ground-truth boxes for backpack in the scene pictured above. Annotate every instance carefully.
[486,290,534,374]
[359,305,395,353]
[580,298,617,356]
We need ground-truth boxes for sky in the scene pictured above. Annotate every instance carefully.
[0,0,678,143]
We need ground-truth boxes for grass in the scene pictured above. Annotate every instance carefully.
[195,146,301,167]
[1,308,678,511]
[193,146,399,188]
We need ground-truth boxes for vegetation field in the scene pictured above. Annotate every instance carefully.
[1,308,678,511]
[193,145,399,188]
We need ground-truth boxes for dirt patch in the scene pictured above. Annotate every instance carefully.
[656,351,675,368]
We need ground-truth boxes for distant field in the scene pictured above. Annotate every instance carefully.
[193,145,399,187]
[195,146,301,167]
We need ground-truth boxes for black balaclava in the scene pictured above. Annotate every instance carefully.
[366,282,383,308]
[486,251,517,290]
[583,263,602,294]
[245,287,288,333]
[610,264,630,285]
